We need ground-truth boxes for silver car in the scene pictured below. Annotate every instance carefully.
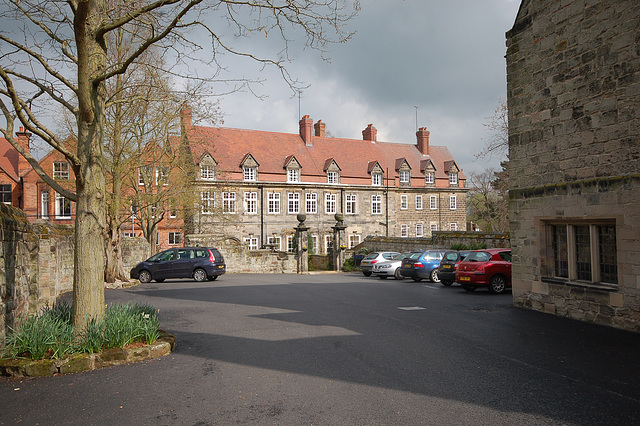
[372,252,410,280]
[360,251,401,276]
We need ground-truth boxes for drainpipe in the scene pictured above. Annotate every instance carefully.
[260,185,264,248]
[385,168,389,237]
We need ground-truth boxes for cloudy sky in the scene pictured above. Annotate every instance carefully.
[207,0,522,175]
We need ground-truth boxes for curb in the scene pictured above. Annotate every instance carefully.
[0,331,176,378]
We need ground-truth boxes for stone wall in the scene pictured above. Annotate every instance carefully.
[354,232,510,254]
[32,220,74,306]
[186,234,297,274]
[506,0,640,332]
[1,204,38,345]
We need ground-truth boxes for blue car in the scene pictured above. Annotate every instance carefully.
[398,250,446,282]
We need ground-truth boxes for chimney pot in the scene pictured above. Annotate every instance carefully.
[362,123,377,142]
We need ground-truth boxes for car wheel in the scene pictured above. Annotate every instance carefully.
[138,270,151,284]
[378,275,388,280]
[394,268,403,280]
[489,275,507,294]
[193,269,208,282]
[462,284,476,292]
[430,269,440,283]
[441,280,453,286]
[155,279,165,283]
[363,271,372,277]
[209,275,218,281]
[412,277,423,282]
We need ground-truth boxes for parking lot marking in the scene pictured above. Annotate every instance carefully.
[397,306,426,311]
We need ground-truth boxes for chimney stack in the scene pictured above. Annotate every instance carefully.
[15,127,32,177]
[181,106,193,129]
[314,120,326,137]
[416,127,430,155]
[299,115,313,146]
[362,124,377,142]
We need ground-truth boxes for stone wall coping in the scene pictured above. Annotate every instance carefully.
[0,331,175,378]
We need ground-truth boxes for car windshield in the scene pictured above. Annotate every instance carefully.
[465,251,492,262]
[444,252,459,261]
[424,252,444,261]
[393,253,408,260]
[406,252,423,260]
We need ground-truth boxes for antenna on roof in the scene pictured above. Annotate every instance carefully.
[414,106,419,132]
[298,90,302,121]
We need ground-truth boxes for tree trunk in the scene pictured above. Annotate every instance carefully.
[105,228,128,282]
[72,0,107,329]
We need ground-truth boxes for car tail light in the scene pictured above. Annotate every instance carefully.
[208,249,215,263]
[414,262,424,268]
[371,260,378,264]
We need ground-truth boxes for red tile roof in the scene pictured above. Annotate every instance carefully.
[181,124,466,182]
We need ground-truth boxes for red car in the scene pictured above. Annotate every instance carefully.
[455,248,512,293]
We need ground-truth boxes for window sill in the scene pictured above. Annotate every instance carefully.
[541,277,619,291]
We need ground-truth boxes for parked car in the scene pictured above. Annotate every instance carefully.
[437,250,470,286]
[372,252,411,280]
[399,250,446,282]
[455,248,512,293]
[130,247,226,283]
[360,251,401,276]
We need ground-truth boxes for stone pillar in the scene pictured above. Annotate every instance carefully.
[295,214,309,274]
[332,213,346,272]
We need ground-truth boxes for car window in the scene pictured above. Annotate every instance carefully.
[424,252,443,261]
[465,251,492,262]
[364,253,379,260]
[407,252,422,260]
[382,253,398,260]
[157,250,175,262]
[194,249,209,258]
[393,253,407,260]
[499,251,512,262]
[177,249,194,260]
[444,252,458,261]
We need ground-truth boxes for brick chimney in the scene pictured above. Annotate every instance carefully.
[416,127,430,155]
[299,115,313,146]
[15,127,32,177]
[362,124,377,142]
[181,106,193,129]
[314,120,326,137]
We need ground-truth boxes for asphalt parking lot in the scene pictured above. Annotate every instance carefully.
[2,273,639,425]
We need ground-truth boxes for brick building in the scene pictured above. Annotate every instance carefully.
[0,130,31,208]
[506,0,640,331]
[179,111,468,253]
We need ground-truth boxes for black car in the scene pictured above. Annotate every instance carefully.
[437,250,470,286]
[130,247,226,283]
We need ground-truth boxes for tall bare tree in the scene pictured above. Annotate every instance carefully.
[0,0,357,329]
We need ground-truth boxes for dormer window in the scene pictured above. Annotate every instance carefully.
[449,172,458,185]
[201,165,215,180]
[327,171,339,184]
[399,170,410,185]
[287,168,300,183]
[372,173,382,186]
[53,162,69,180]
[243,166,257,182]
[425,172,435,185]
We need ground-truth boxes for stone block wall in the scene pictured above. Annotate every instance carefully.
[32,220,74,306]
[354,232,510,254]
[506,0,640,332]
[1,204,38,345]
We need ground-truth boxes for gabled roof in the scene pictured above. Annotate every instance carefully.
[180,123,465,181]
[323,158,341,172]
[395,158,411,171]
[0,137,20,182]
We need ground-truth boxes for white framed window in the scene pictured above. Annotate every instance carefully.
[450,195,457,210]
[138,166,152,186]
[425,172,435,185]
[287,168,300,183]
[267,236,282,251]
[244,237,259,250]
[399,170,410,184]
[268,192,281,214]
[53,162,69,180]
[169,232,181,245]
[400,224,409,237]
[400,195,408,210]
[416,223,424,237]
[430,195,438,210]
[372,173,382,186]
[372,194,382,215]
[450,223,457,231]
[310,235,318,255]
[348,234,360,249]
[325,193,337,214]
[54,192,71,219]
[306,192,317,214]
[430,223,438,233]
[416,195,423,210]
[449,172,458,185]
[346,194,357,215]
[41,191,49,219]
[122,232,135,238]
[156,167,169,186]
[325,235,333,254]
[0,184,11,204]
[327,171,339,184]
[170,199,177,218]
[201,191,214,214]
[288,192,300,214]
[201,165,215,180]
[243,167,257,182]
[287,235,295,252]
[244,192,257,215]
[222,192,236,214]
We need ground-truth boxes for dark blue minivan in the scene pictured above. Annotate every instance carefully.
[130,247,226,283]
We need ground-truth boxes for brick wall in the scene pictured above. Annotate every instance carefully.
[507,0,640,332]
